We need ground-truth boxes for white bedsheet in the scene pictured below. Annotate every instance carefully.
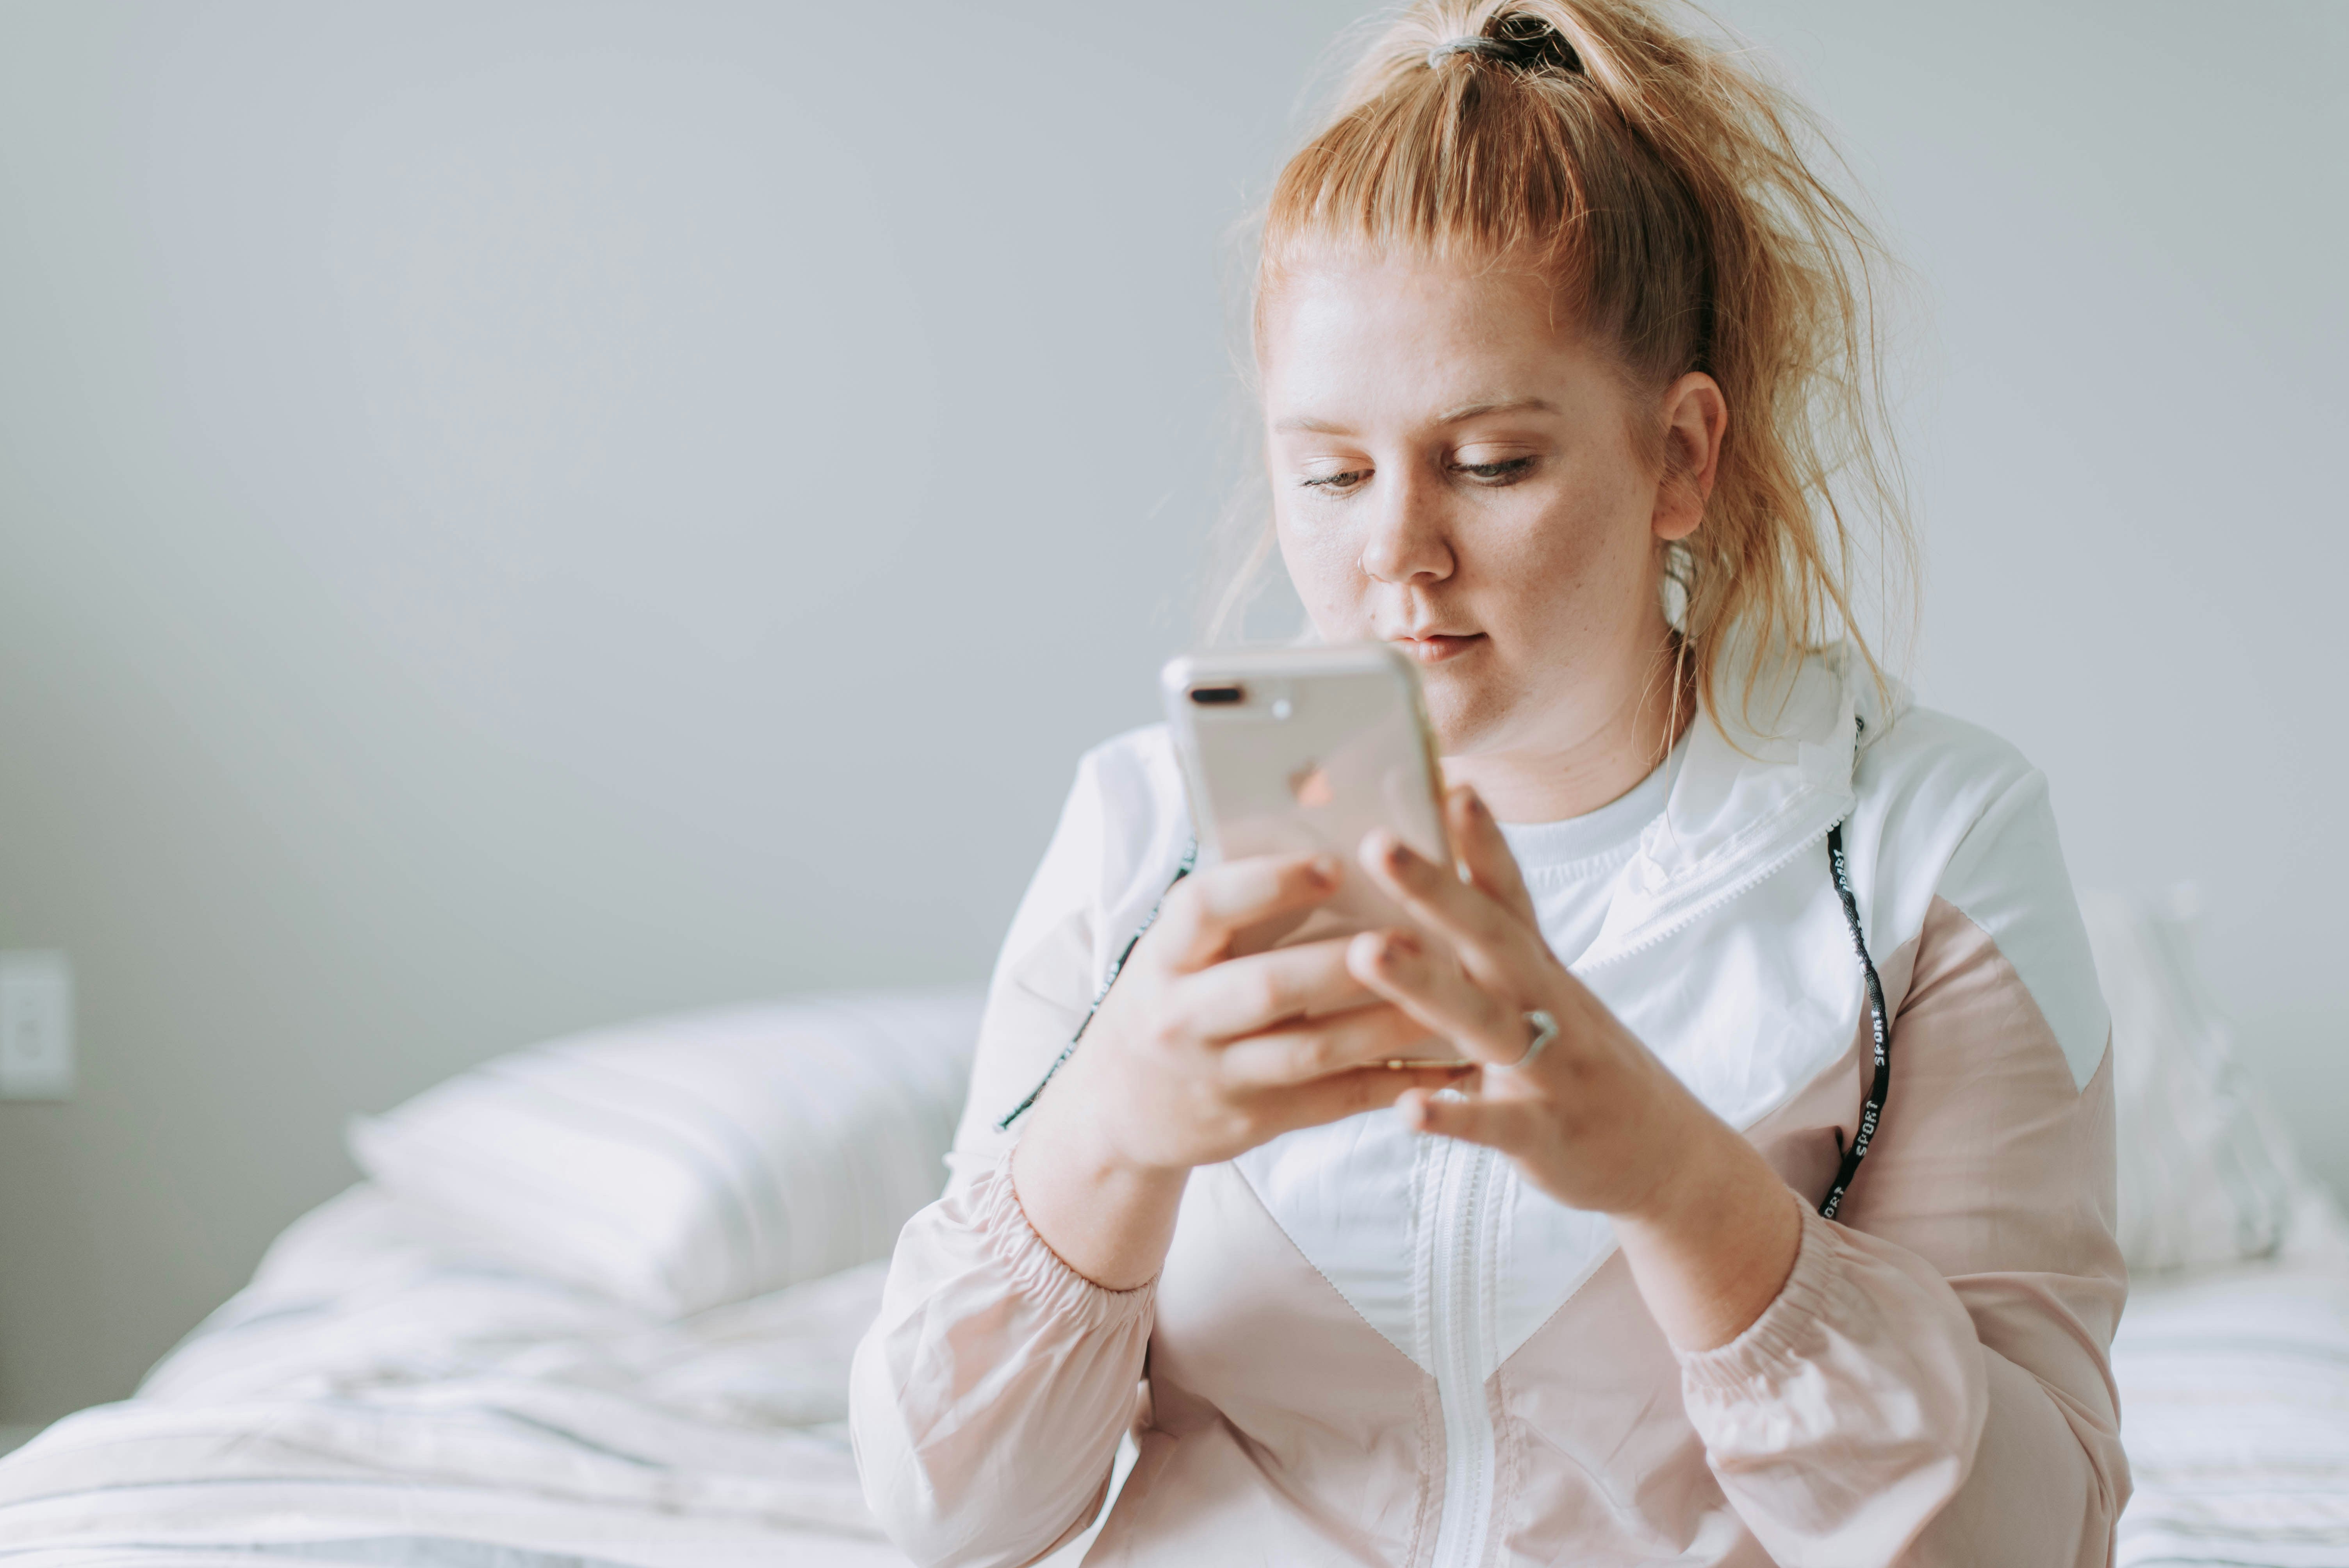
[2114,1195,2349,1568]
[4,1183,2345,1565]
[0,1185,911,1565]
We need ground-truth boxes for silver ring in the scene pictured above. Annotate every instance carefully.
[1510,1009,1558,1069]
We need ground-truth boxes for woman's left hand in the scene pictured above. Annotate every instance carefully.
[1348,782,1805,1350]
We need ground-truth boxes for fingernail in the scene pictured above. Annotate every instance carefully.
[1309,854,1340,886]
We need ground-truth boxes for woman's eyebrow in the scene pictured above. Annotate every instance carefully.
[1435,396,1559,423]
[1273,397,1560,436]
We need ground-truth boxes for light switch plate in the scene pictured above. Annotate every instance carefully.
[0,950,75,1100]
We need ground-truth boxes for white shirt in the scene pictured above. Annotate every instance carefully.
[1496,733,1685,967]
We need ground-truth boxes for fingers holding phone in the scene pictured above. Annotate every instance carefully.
[1009,645,1470,1291]
[1049,852,1463,1171]
[1150,849,1346,973]
[1011,848,1466,1289]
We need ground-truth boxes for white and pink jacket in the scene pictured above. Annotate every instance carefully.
[851,648,2129,1566]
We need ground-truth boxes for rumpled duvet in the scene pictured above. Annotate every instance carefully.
[0,1185,902,1566]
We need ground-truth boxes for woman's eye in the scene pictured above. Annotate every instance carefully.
[1299,467,1370,493]
[1453,455,1537,485]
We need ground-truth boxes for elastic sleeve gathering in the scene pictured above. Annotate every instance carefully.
[1674,772,2129,1565]
[851,744,1168,1567]
[850,1158,1155,1568]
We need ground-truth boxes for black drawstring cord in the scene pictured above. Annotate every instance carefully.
[1818,798,1892,1219]
[996,840,1198,1133]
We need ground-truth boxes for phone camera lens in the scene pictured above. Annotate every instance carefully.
[1189,684,1245,706]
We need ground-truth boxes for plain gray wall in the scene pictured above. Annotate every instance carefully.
[0,0,2341,1424]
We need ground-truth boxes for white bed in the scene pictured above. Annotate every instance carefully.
[0,1184,911,1565]
[2107,1195,2349,1568]
[0,895,2342,1566]
[0,991,1018,1567]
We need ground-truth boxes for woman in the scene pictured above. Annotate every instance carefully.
[851,2,2127,1563]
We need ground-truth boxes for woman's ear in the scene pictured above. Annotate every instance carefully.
[1651,372,1727,543]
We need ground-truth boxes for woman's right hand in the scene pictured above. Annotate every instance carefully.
[1009,851,1467,1289]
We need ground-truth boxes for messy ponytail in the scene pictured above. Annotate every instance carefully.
[1219,0,1914,729]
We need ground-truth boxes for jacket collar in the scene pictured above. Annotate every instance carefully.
[1579,641,1905,968]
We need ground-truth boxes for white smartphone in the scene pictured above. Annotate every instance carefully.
[1162,643,1451,957]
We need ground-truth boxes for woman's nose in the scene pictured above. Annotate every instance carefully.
[1358,470,1456,585]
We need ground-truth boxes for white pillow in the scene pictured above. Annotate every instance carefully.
[348,988,984,1317]
[2078,889,2307,1275]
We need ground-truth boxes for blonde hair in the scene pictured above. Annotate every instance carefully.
[1217,0,1915,729]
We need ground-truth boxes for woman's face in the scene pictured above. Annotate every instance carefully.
[1260,262,1712,762]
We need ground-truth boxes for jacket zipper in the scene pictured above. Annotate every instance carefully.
[1424,1136,1497,1568]
[1415,756,1861,1564]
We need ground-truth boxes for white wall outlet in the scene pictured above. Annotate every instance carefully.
[0,951,75,1101]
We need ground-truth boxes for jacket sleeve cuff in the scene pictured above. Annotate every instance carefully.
[1677,1201,1845,1397]
[977,1153,1156,1328]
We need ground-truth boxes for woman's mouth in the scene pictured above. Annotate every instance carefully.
[1390,633,1485,665]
